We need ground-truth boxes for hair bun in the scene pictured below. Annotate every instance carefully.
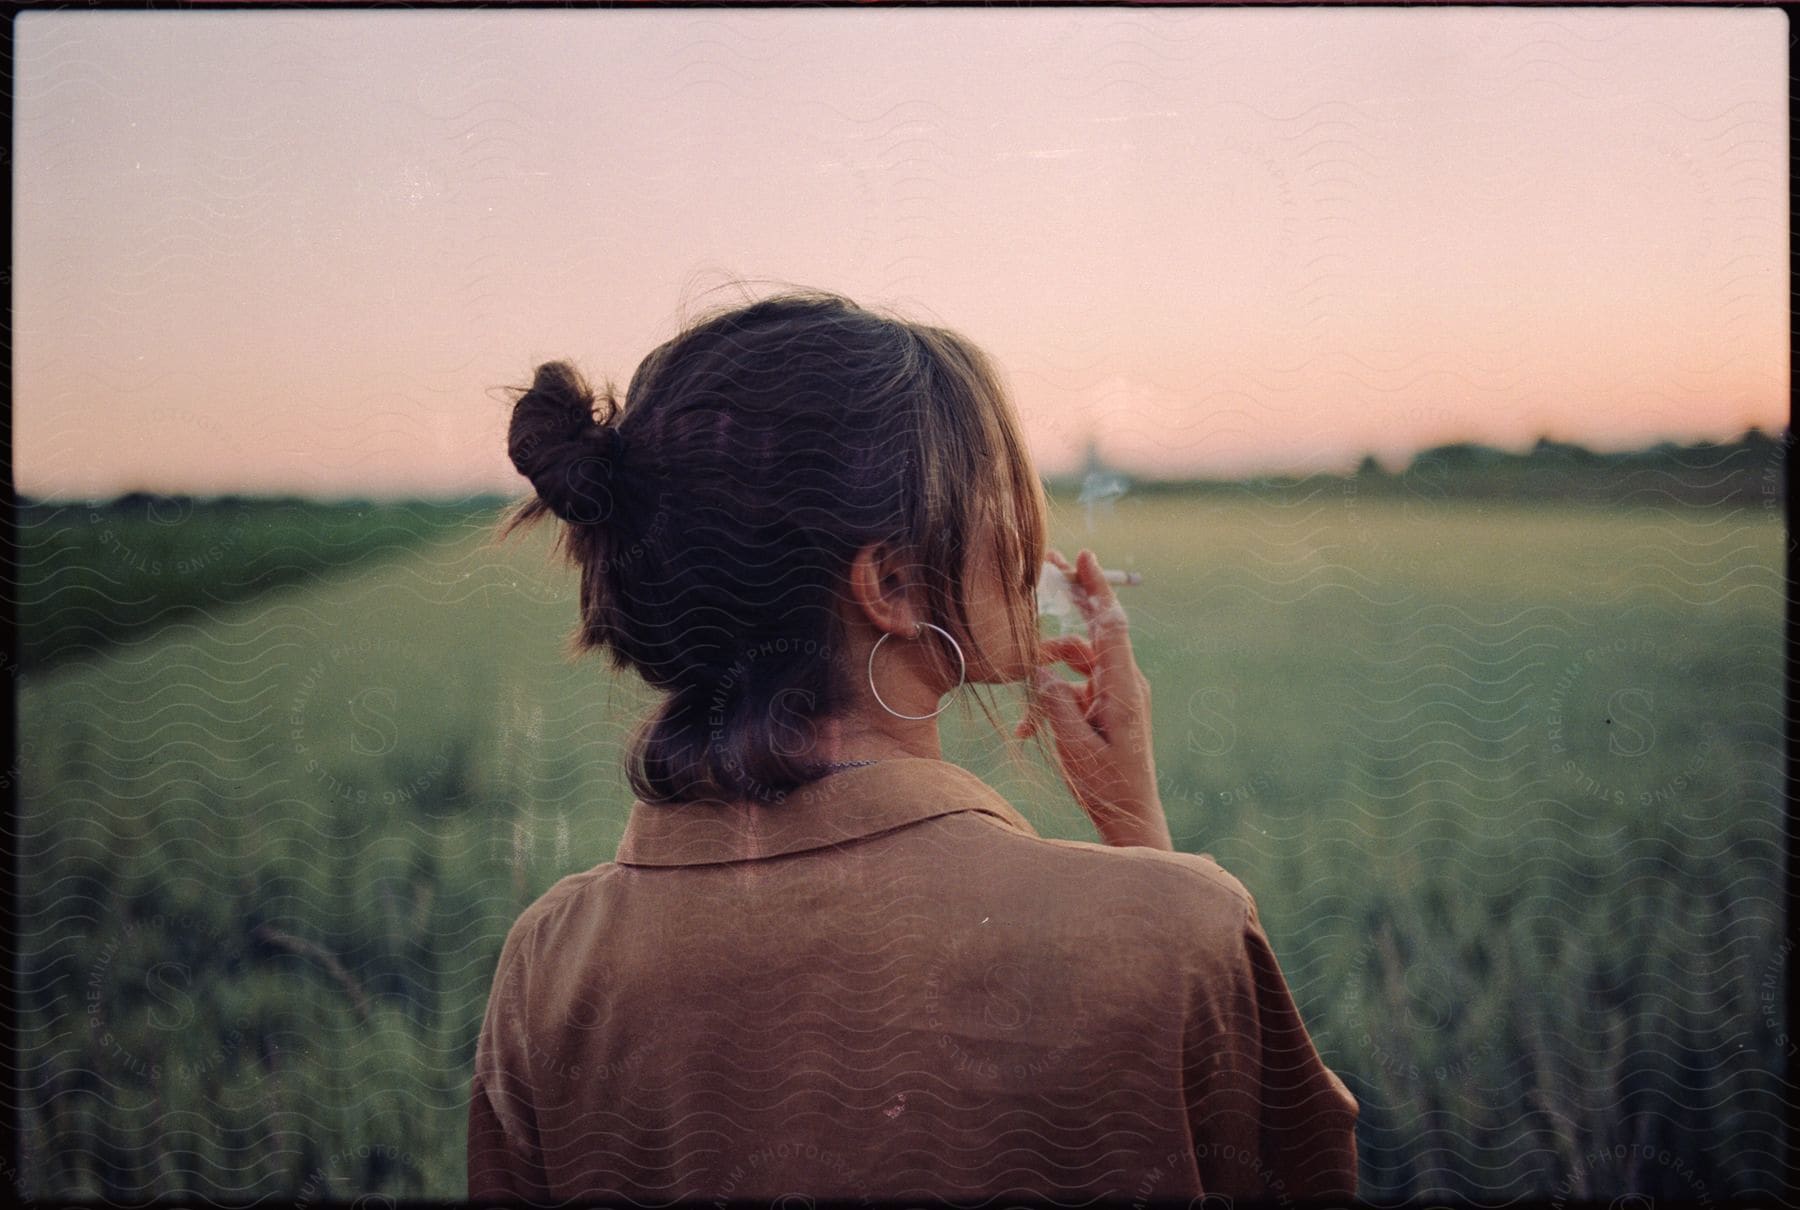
[507,360,627,525]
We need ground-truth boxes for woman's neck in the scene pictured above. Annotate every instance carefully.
[804,713,942,767]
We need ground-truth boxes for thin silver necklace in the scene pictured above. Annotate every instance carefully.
[814,759,881,772]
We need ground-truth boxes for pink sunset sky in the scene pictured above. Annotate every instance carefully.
[11,5,1789,500]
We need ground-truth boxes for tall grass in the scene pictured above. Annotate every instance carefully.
[14,489,1786,1199]
[13,495,497,673]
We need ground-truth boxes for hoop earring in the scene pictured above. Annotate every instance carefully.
[868,622,967,721]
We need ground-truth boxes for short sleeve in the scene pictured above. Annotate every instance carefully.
[1183,899,1360,1203]
[467,918,556,1203]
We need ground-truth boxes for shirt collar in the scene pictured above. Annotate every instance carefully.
[614,756,1040,867]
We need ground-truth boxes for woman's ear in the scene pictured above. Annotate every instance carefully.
[845,541,919,636]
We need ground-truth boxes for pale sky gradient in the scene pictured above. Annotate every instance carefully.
[12,6,1789,499]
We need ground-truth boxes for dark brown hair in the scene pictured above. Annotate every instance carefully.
[492,286,1050,805]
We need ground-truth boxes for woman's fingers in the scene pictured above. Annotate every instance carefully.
[1029,550,1168,850]
[1040,634,1097,675]
[1068,549,1138,677]
[1050,548,1132,675]
[1021,638,1095,738]
[1030,669,1102,761]
[1033,548,1146,736]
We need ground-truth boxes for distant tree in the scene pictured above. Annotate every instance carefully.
[1353,454,1387,477]
[1407,441,1508,473]
[1739,425,1780,454]
[1529,435,1600,464]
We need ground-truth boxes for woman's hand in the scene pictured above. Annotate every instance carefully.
[1016,548,1173,851]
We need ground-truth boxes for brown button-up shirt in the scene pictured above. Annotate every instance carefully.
[468,757,1358,1203]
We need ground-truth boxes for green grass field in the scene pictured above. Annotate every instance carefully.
[14,496,491,673]
[15,491,1787,1200]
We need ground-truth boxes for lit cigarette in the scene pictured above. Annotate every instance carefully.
[1037,562,1141,620]
[1044,563,1140,586]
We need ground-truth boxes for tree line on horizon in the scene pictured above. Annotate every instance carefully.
[8,424,1788,513]
[1076,424,1788,507]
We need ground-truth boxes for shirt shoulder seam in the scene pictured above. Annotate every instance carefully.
[496,864,611,979]
[954,811,1257,915]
